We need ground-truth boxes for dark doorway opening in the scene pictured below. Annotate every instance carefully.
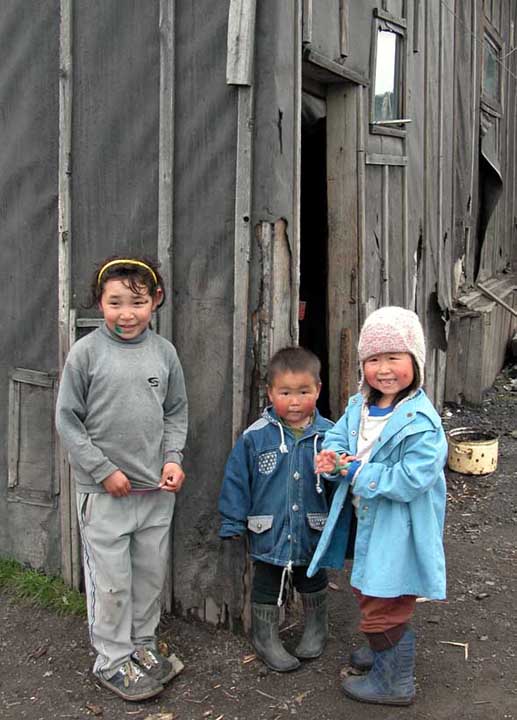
[300,97,330,418]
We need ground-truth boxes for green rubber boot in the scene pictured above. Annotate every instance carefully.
[293,589,328,659]
[251,603,301,672]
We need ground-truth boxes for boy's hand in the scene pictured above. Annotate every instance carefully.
[315,450,338,474]
[160,462,185,493]
[102,469,131,497]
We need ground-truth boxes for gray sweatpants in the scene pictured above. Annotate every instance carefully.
[77,490,175,678]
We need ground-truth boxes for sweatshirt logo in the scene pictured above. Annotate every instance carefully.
[147,377,159,387]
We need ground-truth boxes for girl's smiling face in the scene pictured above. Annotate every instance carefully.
[99,278,162,340]
[363,352,415,407]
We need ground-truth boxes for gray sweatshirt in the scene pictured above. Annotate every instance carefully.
[55,323,188,493]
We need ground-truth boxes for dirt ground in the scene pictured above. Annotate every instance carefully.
[1,366,516,720]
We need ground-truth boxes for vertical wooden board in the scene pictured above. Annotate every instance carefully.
[364,164,384,307]
[405,0,425,308]
[309,0,341,60]
[387,166,405,306]
[422,1,440,389]
[326,83,360,418]
[440,0,455,309]
[444,312,465,403]
[271,219,294,351]
[464,314,485,403]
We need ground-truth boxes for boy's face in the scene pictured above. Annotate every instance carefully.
[267,371,321,427]
[99,278,162,340]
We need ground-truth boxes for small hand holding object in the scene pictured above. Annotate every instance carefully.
[315,449,338,474]
[102,469,131,497]
[159,462,185,493]
[315,450,355,475]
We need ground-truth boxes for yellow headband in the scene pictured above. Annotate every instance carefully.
[97,259,158,287]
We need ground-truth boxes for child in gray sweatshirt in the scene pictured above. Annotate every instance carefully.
[55,256,188,702]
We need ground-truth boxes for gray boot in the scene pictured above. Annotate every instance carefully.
[350,645,374,671]
[342,628,416,705]
[251,603,301,672]
[293,589,328,659]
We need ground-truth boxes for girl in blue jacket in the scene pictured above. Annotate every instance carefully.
[311,306,447,706]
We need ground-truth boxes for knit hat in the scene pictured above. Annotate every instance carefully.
[357,306,426,394]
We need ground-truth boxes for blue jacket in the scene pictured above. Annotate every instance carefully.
[308,389,447,600]
[219,407,334,567]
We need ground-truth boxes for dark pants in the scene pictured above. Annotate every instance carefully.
[252,560,327,605]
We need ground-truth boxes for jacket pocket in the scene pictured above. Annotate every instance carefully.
[307,512,328,532]
[247,515,274,555]
[78,492,94,527]
[248,515,274,533]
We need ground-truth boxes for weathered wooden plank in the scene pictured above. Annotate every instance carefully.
[291,0,302,346]
[339,0,349,57]
[227,0,257,85]
[302,0,312,44]
[366,153,407,165]
[382,164,390,304]
[58,0,75,589]
[232,85,255,441]
[157,0,175,342]
[271,219,294,352]
[327,84,360,418]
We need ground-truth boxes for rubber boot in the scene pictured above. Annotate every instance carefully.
[293,589,328,659]
[251,603,301,672]
[342,627,416,706]
[350,645,374,671]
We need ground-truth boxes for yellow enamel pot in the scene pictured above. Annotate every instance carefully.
[447,427,498,475]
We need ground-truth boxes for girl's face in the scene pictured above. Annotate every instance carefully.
[99,278,162,340]
[363,352,414,407]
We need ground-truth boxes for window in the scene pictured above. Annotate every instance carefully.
[370,9,408,136]
[373,29,401,121]
[482,31,502,111]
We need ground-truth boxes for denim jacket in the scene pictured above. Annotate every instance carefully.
[219,407,334,567]
[308,389,447,599]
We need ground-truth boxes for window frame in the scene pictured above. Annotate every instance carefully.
[369,7,408,138]
[481,23,504,117]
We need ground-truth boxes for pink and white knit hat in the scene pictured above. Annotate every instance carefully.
[357,306,426,393]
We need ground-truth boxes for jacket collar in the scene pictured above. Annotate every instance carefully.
[347,389,441,455]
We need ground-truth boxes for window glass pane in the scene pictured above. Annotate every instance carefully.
[373,29,399,121]
[483,38,500,101]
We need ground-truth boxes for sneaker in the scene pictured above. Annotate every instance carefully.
[132,646,176,684]
[97,660,164,701]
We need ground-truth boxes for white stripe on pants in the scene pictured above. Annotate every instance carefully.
[77,490,175,678]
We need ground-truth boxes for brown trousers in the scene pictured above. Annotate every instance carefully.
[352,587,417,650]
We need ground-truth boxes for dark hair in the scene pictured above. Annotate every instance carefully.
[367,355,421,406]
[267,346,321,386]
[85,255,165,309]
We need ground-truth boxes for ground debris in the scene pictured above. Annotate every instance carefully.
[85,703,103,716]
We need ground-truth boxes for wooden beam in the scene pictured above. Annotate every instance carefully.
[58,0,77,590]
[339,0,350,57]
[157,0,175,341]
[302,0,312,45]
[382,164,390,304]
[365,153,408,166]
[232,87,255,441]
[227,0,257,85]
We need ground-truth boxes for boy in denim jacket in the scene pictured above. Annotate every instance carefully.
[219,347,333,672]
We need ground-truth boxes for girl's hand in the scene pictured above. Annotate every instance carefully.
[160,462,185,493]
[102,469,131,497]
[315,450,337,474]
[336,454,358,475]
